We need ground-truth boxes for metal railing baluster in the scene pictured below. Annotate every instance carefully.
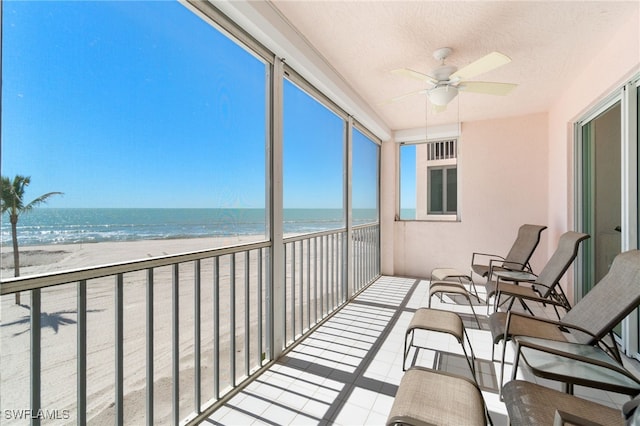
[314,237,318,325]
[194,260,201,413]
[298,241,303,336]
[306,239,311,331]
[146,269,154,425]
[229,254,236,387]
[115,274,124,425]
[213,257,219,399]
[172,264,179,426]
[257,249,263,367]
[326,235,330,312]
[335,234,339,303]
[244,250,250,377]
[332,234,337,308]
[320,235,324,318]
[77,280,87,425]
[31,288,41,426]
[291,242,295,340]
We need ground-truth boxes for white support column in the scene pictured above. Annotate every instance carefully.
[346,116,354,299]
[270,58,285,358]
[621,81,638,356]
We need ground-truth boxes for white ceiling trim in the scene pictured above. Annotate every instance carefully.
[211,0,392,141]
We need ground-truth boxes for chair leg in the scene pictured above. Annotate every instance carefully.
[462,327,477,379]
[469,280,482,302]
[491,341,496,362]
[464,293,482,330]
[510,342,521,383]
[498,334,510,400]
[502,341,521,400]
[403,328,413,371]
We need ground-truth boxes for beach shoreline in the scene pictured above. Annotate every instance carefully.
[0,234,267,279]
[0,235,274,424]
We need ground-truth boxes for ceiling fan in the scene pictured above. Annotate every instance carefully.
[391,47,517,109]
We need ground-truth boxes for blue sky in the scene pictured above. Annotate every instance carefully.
[1,1,377,209]
[400,144,417,210]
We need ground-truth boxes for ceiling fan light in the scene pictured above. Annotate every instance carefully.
[428,85,458,106]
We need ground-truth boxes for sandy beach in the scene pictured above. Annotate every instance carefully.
[1,235,276,424]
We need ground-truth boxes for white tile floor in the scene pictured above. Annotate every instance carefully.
[204,276,638,425]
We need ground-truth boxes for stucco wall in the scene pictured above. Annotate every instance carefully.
[546,10,639,301]
[381,10,639,287]
[381,112,549,278]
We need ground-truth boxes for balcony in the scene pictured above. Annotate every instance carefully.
[5,242,634,425]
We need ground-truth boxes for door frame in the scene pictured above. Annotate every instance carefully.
[574,76,639,358]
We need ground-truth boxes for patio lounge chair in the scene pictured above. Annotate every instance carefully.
[386,367,491,426]
[471,224,546,311]
[488,231,589,316]
[502,380,628,425]
[490,249,640,391]
[470,224,547,280]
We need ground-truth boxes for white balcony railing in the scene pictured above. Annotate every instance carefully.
[0,223,380,425]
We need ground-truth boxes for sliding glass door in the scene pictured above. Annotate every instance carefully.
[579,102,622,296]
[576,78,639,358]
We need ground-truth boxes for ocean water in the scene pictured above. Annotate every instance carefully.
[0,208,378,247]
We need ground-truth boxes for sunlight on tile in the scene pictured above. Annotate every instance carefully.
[205,275,630,425]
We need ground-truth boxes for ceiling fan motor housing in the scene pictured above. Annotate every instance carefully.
[432,65,458,82]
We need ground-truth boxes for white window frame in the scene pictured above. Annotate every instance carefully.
[427,162,457,217]
[395,124,460,222]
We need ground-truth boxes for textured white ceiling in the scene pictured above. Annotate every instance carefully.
[271,1,638,131]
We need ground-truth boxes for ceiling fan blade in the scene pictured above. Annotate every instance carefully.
[381,89,427,104]
[458,81,517,96]
[391,68,437,84]
[450,51,511,81]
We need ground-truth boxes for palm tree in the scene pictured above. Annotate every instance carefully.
[1,175,63,304]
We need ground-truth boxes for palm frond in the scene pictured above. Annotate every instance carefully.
[24,192,65,211]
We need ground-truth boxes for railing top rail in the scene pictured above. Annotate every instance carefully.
[283,228,347,244]
[0,240,271,295]
[281,222,379,244]
[352,222,380,231]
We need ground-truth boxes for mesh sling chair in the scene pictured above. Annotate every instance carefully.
[502,380,628,426]
[489,231,590,317]
[386,368,492,426]
[389,310,492,425]
[490,250,640,393]
[488,231,588,367]
[470,223,547,279]
[470,224,547,310]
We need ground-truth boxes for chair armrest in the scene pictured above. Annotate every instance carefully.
[488,259,535,281]
[513,337,638,382]
[553,410,605,426]
[496,282,568,309]
[506,311,596,340]
[471,252,504,266]
[506,312,625,363]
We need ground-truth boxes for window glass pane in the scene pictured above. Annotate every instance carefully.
[446,167,457,212]
[1,1,268,271]
[352,129,379,224]
[429,168,443,213]
[283,79,345,234]
[399,144,417,219]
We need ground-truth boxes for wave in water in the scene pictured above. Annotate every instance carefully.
[1,208,377,246]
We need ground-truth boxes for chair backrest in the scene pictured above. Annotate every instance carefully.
[562,250,640,344]
[502,224,548,270]
[534,232,590,295]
